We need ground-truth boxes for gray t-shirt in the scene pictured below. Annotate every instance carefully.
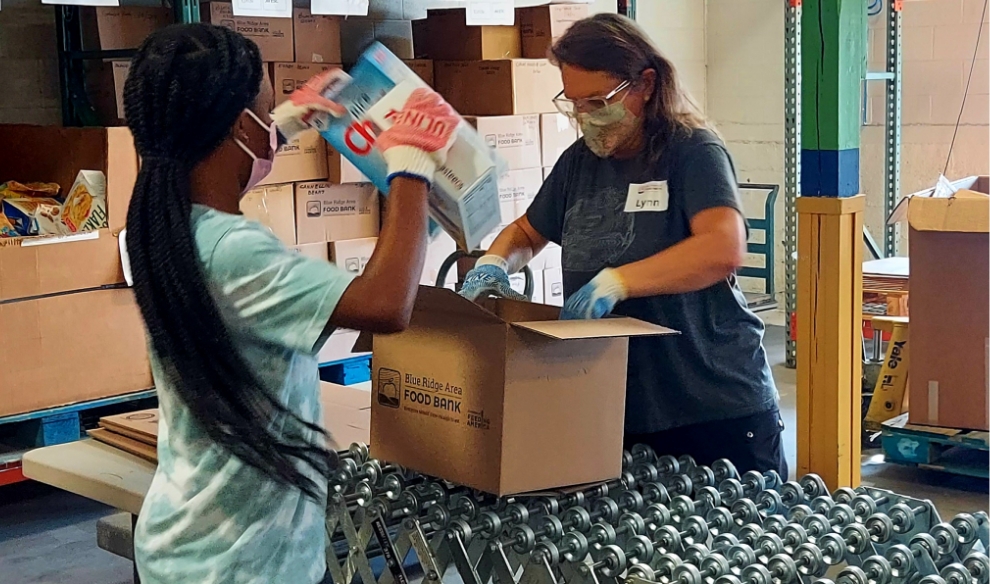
[526,128,778,434]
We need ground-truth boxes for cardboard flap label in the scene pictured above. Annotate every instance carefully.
[511,317,679,340]
[413,285,503,325]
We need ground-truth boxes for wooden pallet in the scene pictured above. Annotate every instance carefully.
[0,390,157,486]
[881,414,990,478]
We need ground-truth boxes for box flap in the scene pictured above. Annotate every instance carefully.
[887,175,988,227]
[907,195,989,233]
[511,317,679,340]
[413,285,503,325]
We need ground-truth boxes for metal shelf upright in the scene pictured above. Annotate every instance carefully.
[883,1,903,257]
[783,0,802,368]
[55,0,201,127]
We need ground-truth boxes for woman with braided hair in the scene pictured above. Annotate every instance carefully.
[123,23,458,584]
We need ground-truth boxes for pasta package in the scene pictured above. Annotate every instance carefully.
[0,181,60,200]
[2,198,64,236]
[62,170,108,233]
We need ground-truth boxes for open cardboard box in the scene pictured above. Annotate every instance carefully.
[366,286,677,495]
[887,175,989,431]
[0,125,138,302]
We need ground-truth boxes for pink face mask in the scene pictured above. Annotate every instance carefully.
[234,109,278,195]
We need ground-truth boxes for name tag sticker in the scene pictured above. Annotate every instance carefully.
[625,181,669,212]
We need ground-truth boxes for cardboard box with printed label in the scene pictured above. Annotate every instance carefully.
[320,381,372,448]
[291,242,330,261]
[293,8,342,64]
[465,115,541,171]
[368,287,675,494]
[434,59,562,116]
[331,237,378,275]
[295,182,380,244]
[543,266,563,306]
[412,8,521,61]
[240,183,296,246]
[0,125,138,302]
[540,113,577,168]
[259,129,328,186]
[421,231,457,287]
[84,6,171,51]
[502,167,543,218]
[518,3,589,59]
[327,148,371,184]
[341,19,415,63]
[404,59,434,87]
[0,288,153,417]
[888,175,990,431]
[272,63,338,106]
[203,2,294,63]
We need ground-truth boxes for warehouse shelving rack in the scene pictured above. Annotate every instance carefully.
[54,0,201,127]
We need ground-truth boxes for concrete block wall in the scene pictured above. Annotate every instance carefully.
[637,0,708,112]
[705,0,786,295]
[862,0,989,253]
[0,0,61,125]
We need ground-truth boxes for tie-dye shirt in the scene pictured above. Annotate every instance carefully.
[134,206,355,584]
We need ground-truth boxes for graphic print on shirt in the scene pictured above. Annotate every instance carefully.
[561,185,636,272]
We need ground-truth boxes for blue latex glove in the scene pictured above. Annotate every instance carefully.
[560,268,628,320]
[459,258,527,302]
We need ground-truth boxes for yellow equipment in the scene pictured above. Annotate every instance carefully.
[864,316,910,432]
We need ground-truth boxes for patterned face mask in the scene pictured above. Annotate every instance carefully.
[577,102,642,158]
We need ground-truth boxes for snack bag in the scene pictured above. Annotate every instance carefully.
[0,212,17,237]
[62,170,108,233]
[0,181,60,200]
[272,42,503,251]
[2,198,64,236]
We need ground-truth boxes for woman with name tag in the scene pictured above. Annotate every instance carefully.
[459,14,786,477]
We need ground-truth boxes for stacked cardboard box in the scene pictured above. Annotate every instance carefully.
[0,125,154,417]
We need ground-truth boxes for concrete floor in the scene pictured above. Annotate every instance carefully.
[0,323,987,584]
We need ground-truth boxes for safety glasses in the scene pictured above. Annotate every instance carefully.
[552,80,633,118]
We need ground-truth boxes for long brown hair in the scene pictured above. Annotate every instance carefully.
[551,13,709,163]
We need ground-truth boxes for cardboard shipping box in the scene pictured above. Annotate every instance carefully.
[543,267,563,307]
[412,9,521,60]
[0,288,153,417]
[404,59,435,88]
[293,8,342,64]
[368,0,428,20]
[369,287,675,494]
[330,237,378,275]
[498,167,543,221]
[890,176,990,431]
[327,148,371,183]
[318,329,369,367]
[341,19,415,63]
[321,381,372,449]
[291,242,330,261]
[518,4,589,59]
[260,129,328,186]
[0,126,138,302]
[240,183,296,245]
[465,115,541,171]
[540,113,577,168]
[295,182,380,244]
[83,6,171,51]
[271,63,336,106]
[203,2,294,63]
[435,59,562,116]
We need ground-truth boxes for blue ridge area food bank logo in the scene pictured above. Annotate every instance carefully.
[377,368,401,408]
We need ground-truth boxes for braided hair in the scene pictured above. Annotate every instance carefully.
[124,23,334,499]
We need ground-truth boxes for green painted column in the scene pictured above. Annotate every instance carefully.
[801,0,867,197]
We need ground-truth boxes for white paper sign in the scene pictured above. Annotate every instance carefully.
[41,0,118,6]
[311,0,370,15]
[232,0,291,19]
[466,0,514,25]
[625,181,669,212]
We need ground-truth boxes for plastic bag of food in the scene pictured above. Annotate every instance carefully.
[62,170,108,233]
[0,181,60,200]
[2,198,64,236]
[0,212,17,237]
